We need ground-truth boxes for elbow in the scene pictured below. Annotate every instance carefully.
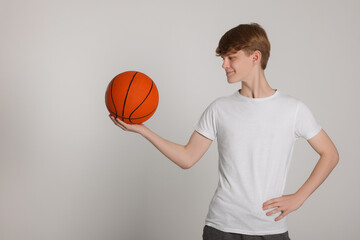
[328,149,340,167]
[180,158,197,170]
[333,146,340,164]
[178,147,197,170]
[180,162,193,170]
[334,151,340,165]
[323,144,340,164]
[180,165,191,170]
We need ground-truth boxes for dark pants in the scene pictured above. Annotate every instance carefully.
[203,225,291,240]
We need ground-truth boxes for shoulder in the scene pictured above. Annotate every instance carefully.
[198,93,236,117]
[278,91,299,103]
[204,93,234,109]
[212,92,238,105]
[277,92,319,121]
[276,91,303,109]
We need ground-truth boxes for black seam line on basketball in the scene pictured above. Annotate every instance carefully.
[128,80,154,124]
[109,108,156,120]
[110,76,118,118]
[108,107,157,120]
[122,72,138,122]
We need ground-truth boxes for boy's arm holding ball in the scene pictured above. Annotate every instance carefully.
[109,115,212,169]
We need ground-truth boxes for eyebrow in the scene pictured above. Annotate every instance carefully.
[224,51,237,57]
[221,53,236,58]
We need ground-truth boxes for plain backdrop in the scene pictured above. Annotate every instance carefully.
[0,0,359,239]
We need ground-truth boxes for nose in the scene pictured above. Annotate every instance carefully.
[222,58,229,69]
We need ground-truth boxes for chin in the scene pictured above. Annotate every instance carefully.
[227,78,241,84]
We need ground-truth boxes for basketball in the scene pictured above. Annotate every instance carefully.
[105,71,159,124]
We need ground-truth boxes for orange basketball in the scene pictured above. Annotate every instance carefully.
[105,71,159,124]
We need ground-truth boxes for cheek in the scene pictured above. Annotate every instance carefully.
[233,62,247,73]
[241,60,253,71]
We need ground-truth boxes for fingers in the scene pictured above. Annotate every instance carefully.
[263,202,277,210]
[275,211,287,221]
[265,205,287,221]
[263,197,285,221]
[262,198,279,210]
[266,207,282,216]
[109,115,127,131]
[263,195,295,221]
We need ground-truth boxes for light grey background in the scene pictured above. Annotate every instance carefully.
[0,0,359,239]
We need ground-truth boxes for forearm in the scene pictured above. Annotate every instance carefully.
[139,126,191,169]
[295,153,339,202]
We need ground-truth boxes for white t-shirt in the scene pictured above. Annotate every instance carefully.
[194,89,322,235]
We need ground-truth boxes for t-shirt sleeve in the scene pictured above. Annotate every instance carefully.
[294,101,322,140]
[193,100,217,141]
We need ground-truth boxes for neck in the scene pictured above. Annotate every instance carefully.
[240,70,275,98]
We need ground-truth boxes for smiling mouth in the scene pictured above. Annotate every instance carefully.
[226,71,234,76]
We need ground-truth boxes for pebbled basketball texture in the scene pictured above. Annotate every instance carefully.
[105,71,159,124]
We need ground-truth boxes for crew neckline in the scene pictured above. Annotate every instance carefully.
[235,89,279,102]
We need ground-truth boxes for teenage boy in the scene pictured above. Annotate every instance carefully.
[109,23,339,240]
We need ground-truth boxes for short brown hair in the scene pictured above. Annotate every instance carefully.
[216,23,271,70]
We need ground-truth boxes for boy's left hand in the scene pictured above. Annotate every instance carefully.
[262,193,305,221]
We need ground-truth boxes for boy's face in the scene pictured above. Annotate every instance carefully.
[221,49,255,84]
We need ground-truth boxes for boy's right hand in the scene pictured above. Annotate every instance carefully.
[109,115,147,134]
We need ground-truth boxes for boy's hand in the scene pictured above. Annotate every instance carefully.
[262,193,305,221]
[109,115,146,134]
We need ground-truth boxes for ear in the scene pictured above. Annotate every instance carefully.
[252,50,262,64]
